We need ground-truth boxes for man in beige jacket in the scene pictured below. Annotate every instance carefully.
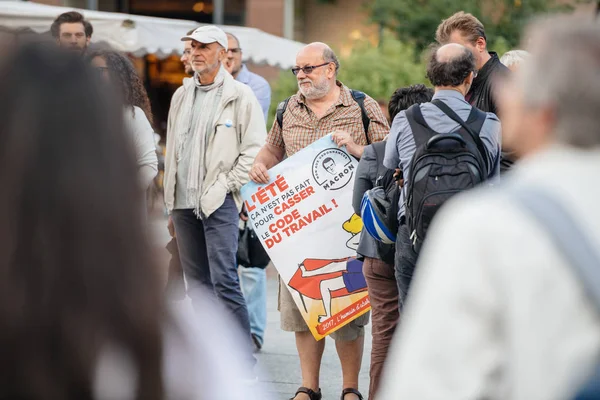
[164,26,266,345]
[378,16,600,400]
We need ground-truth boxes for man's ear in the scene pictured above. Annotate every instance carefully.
[86,36,91,46]
[475,36,487,53]
[465,71,475,86]
[327,63,336,79]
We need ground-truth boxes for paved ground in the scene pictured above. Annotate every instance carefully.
[257,274,372,400]
[150,213,372,400]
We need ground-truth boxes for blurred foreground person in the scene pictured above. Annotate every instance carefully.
[88,50,158,192]
[0,43,266,400]
[378,16,600,400]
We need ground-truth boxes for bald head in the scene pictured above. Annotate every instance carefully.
[296,42,340,76]
[426,43,476,88]
[436,43,468,63]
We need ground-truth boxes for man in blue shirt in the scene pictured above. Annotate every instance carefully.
[225,32,272,352]
[225,32,271,119]
[384,43,501,310]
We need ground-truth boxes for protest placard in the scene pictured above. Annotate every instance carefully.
[241,135,371,340]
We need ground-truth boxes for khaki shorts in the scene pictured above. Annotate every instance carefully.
[278,277,370,341]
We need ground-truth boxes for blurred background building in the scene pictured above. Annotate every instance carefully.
[1,0,598,135]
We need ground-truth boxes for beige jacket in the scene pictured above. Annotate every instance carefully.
[164,73,266,217]
[378,145,600,400]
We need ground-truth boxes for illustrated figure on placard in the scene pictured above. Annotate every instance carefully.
[287,214,367,322]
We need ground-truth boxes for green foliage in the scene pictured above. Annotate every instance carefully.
[338,34,427,101]
[267,34,427,128]
[367,0,575,54]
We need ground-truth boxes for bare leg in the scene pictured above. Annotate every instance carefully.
[318,277,345,322]
[293,331,325,399]
[335,335,365,400]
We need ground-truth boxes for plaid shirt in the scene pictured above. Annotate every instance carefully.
[267,82,389,157]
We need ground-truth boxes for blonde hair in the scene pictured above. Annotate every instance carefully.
[436,11,486,46]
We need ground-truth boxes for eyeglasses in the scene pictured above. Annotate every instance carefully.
[228,48,241,54]
[291,62,331,76]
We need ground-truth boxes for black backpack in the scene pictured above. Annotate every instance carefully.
[405,99,489,252]
[276,89,371,144]
[371,141,400,265]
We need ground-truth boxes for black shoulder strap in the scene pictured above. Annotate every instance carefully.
[431,99,489,172]
[404,104,434,148]
[278,90,372,145]
[372,141,388,181]
[350,89,371,145]
[276,97,291,129]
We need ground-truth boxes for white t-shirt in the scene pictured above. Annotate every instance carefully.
[123,106,159,190]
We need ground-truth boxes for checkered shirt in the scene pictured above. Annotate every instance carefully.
[267,82,390,157]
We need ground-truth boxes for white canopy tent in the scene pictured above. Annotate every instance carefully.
[0,0,304,69]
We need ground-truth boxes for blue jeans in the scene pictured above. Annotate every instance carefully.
[239,266,267,345]
[172,195,251,338]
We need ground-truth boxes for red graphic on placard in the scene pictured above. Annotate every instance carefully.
[316,296,371,336]
[288,257,368,323]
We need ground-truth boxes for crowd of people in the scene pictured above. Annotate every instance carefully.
[1,6,600,400]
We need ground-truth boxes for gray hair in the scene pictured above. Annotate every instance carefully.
[521,16,600,148]
[500,49,529,67]
[226,32,241,48]
[323,47,340,75]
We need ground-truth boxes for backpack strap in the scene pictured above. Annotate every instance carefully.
[431,99,489,174]
[276,97,291,129]
[404,104,433,148]
[350,89,371,145]
[277,91,371,146]
[512,187,600,309]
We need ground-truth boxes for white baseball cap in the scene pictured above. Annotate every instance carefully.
[181,26,228,51]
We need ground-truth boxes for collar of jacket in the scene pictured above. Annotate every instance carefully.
[471,52,501,92]
[182,70,239,105]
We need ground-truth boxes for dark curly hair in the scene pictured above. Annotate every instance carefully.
[87,50,154,125]
[388,84,434,121]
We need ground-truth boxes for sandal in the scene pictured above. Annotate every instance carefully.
[290,386,322,400]
[340,388,364,400]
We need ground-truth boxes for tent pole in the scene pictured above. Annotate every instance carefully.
[86,0,98,11]
[283,0,294,39]
[213,0,225,25]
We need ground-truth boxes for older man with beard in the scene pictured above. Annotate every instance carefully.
[250,42,389,400]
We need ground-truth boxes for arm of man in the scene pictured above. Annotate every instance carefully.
[164,86,186,236]
[352,144,376,215]
[378,198,503,399]
[479,113,502,178]
[249,118,286,184]
[332,95,390,159]
[225,91,267,192]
